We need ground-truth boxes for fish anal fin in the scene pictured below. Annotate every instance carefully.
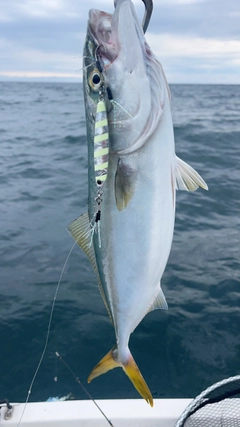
[67,214,113,324]
[88,347,153,407]
[176,156,208,192]
[148,287,168,312]
[115,158,136,211]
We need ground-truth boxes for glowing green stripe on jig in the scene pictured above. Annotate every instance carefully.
[94,132,108,143]
[96,100,105,113]
[95,119,108,129]
[95,161,109,171]
[94,147,109,158]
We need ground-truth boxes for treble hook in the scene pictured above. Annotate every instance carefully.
[114,0,153,34]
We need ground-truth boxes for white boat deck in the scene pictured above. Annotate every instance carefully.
[0,398,192,426]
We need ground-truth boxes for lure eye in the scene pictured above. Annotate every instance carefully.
[89,68,102,91]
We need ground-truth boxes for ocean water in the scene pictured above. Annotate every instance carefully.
[0,82,240,405]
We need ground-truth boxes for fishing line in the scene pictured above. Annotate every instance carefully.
[110,99,141,142]
[16,241,77,427]
[55,352,114,427]
[77,60,97,74]
[111,99,133,119]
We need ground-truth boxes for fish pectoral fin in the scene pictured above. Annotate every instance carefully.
[148,286,168,312]
[175,156,208,191]
[115,158,136,211]
[88,347,153,407]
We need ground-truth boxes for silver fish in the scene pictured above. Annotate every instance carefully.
[68,0,208,406]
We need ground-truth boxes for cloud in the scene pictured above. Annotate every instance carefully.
[148,0,240,40]
[0,0,239,83]
[15,0,65,18]
[1,0,85,20]
[147,33,240,59]
[146,33,240,83]
[0,71,79,78]
[0,37,82,80]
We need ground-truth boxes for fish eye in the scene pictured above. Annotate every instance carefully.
[89,68,102,91]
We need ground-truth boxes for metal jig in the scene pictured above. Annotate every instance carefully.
[91,82,109,248]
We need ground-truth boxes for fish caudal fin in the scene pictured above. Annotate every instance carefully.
[88,349,121,381]
[122,353,153,407]
[88,347,153,407]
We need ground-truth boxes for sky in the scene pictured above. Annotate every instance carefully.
[0,0,239,84]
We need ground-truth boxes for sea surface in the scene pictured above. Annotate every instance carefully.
[0,82,240,405]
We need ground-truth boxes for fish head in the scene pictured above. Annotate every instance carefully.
[83,22,108,139]
[85,0,166,155]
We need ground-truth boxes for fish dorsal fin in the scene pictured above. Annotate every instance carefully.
[115,158,136,211]
[67,213,113,323]
[175,156,208,192]
[148,286,168,312]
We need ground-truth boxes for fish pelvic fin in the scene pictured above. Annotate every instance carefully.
[88,347,153,407]
[175,156,208,191]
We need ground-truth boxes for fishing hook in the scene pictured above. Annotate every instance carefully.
[114,0,153,33]
[141,0,153,33]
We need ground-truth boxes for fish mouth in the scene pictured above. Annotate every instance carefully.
[88,9,117,67]
[88,0,143,69]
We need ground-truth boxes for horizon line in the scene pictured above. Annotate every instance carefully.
[0,76,240,85]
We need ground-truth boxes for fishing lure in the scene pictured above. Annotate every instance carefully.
[90,85,109,248]
[94,89,109,187]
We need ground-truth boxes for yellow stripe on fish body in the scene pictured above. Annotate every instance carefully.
[94,99,109,185]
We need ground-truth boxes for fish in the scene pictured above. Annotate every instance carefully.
[68,0,208,407]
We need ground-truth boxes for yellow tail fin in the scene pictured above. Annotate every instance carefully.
[88,349,121,381]
[123,353,153,407]
[87,348,153,407]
